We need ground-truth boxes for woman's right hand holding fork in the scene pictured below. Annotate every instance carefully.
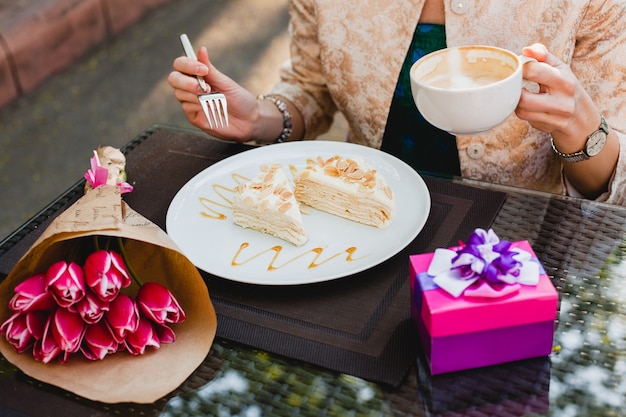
[168,44,301,144]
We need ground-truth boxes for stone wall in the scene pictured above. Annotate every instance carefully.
[0,0,171,108]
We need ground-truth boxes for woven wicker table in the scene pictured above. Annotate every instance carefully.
[0,126,624,417]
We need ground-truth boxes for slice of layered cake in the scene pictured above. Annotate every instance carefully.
[293,155,395,228]
[232,163,308,246]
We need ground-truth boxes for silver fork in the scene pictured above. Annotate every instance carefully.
[179,34,229,129]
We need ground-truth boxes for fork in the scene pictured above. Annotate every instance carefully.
[179,34,229,129]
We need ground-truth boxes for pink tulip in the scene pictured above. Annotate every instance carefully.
[75,289,109,324]
[137,282,186,325]
[8,274,56,312]
[45,261,86,308]
[155,323,176,344]
[83,250,131,302]
[51,307,85,354]
[33,314,62,363]
[105,293,139,343]
[124,317,160,355]
[0,311,48,353]
[81,320,119,360]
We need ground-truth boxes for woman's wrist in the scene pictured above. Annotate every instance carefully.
[252,95,303,143]
[562,128,619,199]
[551,112,603,156]
[257,95,293,143]
[249,98,284,143]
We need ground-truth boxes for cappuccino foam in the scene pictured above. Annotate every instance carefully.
[426,72,505,89]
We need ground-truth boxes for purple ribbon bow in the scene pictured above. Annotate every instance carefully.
[427,228,539,298]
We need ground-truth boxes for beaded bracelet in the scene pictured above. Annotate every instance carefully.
[258,94,293,143]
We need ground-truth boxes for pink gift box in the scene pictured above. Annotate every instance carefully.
[410,241,558,375]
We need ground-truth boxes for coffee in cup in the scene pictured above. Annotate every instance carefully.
[410,45,534,135]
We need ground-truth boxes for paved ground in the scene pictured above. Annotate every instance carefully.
[0,0,347,239]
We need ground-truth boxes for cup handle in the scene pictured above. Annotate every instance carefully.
[518,55,538,90]
[519,55,537,65]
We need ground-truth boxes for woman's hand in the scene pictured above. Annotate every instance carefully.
[168,47,259,143]
[515,43,619,199]
[515,43,598,146]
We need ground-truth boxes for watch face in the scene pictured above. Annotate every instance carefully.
[586,131,607,157]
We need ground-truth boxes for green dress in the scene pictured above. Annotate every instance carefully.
[381,24,461,177]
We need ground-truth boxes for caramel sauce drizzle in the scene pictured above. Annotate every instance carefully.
[197,171,366,271]
[232,243,367,271]
[198,173,249,219]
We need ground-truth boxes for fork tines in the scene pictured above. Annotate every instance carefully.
[198,92,229,129]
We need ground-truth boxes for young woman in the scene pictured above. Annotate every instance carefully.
[168,0,626,204]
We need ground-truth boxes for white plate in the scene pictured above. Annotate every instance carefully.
[166,141,430,285]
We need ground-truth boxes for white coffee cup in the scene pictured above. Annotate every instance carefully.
[410,45,535,136]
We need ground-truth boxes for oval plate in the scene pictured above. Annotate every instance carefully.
[166,141,430,285]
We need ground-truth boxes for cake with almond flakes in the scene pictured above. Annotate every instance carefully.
[232,163,309,246]
[293,155,395,228]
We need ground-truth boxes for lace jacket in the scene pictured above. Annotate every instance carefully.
[268,0,626,203]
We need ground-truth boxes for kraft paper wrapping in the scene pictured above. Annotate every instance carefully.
[0,185,217,404]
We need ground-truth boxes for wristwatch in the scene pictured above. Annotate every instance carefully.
[550,114,609,163]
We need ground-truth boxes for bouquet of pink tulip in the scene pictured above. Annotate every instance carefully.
[0,147,216,403]
[1,238,186,363]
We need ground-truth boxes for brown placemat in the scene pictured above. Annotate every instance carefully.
[0,126,507,387]
[205,180,504,387]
